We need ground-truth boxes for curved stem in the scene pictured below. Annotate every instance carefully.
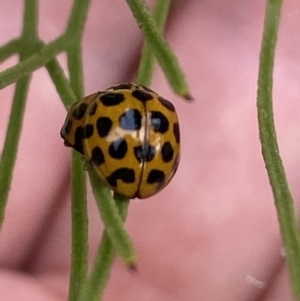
[257,0,300,299]
[126,0,191,99]
[136,0,171,87]
[0,0,38,225]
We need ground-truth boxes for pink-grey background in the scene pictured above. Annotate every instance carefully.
[1,1,300,300]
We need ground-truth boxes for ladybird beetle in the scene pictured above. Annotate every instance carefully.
[60,83,180,199]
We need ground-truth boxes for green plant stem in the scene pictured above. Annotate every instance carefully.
[22,0,38,37]
[257,0,300,299]
[0,39,20,63]
[136,0,171,86]
[67,45,84,99]
[68,153,88,301]
[0,0,38,224]
[78,196,129,301]
[66,0,91,39]
[88,169,136,268]
[65,0,91,99]
[0,78,31,224]
[126,0,191,99]
[51,50,87,300]
[65,2,91,300]
[0,35,68,89]
[45,58,77,108]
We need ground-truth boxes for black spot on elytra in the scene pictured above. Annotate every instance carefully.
[147,169,165,184]
[131,90,153,102]
[158,96,175,112]
[109,139,128,159]
[173,123,180,144]
[73,126,84,154]
[82,124,94,139]
[100,93,125,106]
[151,111,169,133]
[97,117,113,137]
[91,147,105,165]
[88,101,98,116]
[73,103,89,120]
[61,119,72,136]
[120,109,142,130]
[161,142,174,162]
[106,168,135,187]
[134,145,156,162]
